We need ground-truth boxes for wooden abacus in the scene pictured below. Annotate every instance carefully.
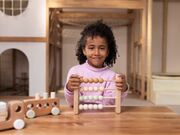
[74,77,121,114]
[23,92,60,119]
[0,100,25,130]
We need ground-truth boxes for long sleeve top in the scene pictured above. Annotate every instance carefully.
[64,61,128,106]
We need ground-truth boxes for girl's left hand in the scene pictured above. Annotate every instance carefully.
[115,74,128,92]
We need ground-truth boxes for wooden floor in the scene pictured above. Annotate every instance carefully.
[1,104,180,135]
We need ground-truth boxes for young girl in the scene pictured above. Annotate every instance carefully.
[64,21,128,107]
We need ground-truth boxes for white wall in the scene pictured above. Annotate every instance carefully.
[152,1,163,73]
[152,1,180,74]
[0,0,46,37]
[62,27,80,85]
[167,2,180,73]
[111,27,127,75]
[0,42,46,96]
[62,26,127,86]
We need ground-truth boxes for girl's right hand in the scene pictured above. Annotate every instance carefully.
[67,74,81,92]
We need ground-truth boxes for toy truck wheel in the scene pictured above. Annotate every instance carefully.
[13,119,25,130]
[51,107,60,115]
[26,109,36,119]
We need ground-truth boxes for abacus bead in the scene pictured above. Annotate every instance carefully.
[79,96,83,101]
[93,95,98,100]
[83,104,88,110]
[93,104,98,109]
[84,87,88,91]
[88,87,93,91]
[83,78,89,83]
[88,95,93,100]
[99,86,104,91]
[98,95,103,100]
[79,104,83,110]
[88,104,93,109]
[83,96,88,100]
[93,78,99,83]
[94,87,98,91]
[88,78,93,83]
[98,104,103,109]
[99,78,104,83]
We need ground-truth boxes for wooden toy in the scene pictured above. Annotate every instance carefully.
[74,77,121,114]
[0,101,25,130]
[24,92,60,119]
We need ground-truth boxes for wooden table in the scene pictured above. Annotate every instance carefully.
[1,106,180,135]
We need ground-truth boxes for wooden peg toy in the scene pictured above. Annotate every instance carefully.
[24,92,60,119]
[0,101,25,131]
[73,77,121,114]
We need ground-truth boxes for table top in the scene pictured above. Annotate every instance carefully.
[1,106,180,135]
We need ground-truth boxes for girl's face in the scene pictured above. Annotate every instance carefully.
[83,36,109,68]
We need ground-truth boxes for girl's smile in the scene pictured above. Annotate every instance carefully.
[83,36,109,68]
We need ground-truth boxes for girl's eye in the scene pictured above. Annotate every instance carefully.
[88,47,94,50]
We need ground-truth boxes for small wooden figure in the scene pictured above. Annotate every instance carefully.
[24,92,60,119]
[0,101,25,130]
[74,77,121,114]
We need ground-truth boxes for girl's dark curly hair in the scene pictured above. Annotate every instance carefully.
[76,20,118,67]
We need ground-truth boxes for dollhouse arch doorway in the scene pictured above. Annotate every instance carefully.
[0,49,29,96]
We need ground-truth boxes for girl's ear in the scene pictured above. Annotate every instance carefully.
[106,49,109,58]
[82,48,86,56]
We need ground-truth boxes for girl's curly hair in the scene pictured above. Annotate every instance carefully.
[76,20,118,67]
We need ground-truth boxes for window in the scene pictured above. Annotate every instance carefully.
[0,0,29,16]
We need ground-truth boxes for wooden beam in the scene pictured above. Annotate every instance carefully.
[57,12,135,20]
[48,0,145,9]
[155,0,178,2]
[0,37,47,42]
[147,0,153,100]
[132,21,136,94]
[134,39,143,47]
[127,25,131,85]
[162,0,168,73]
[140,0,147,99]
[46,2,50,93]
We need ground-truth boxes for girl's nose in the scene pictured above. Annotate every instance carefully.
[94,48,100,55]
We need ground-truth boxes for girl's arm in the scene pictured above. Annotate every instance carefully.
[64,68,78,107]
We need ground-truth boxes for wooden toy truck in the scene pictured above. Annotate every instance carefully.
[0,101,25,131]
[23,92,60,119]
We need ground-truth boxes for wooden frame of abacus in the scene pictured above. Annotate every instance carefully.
[73,78,121,114]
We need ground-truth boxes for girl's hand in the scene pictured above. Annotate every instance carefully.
[115,74,128,92]
[67,74,82,92]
